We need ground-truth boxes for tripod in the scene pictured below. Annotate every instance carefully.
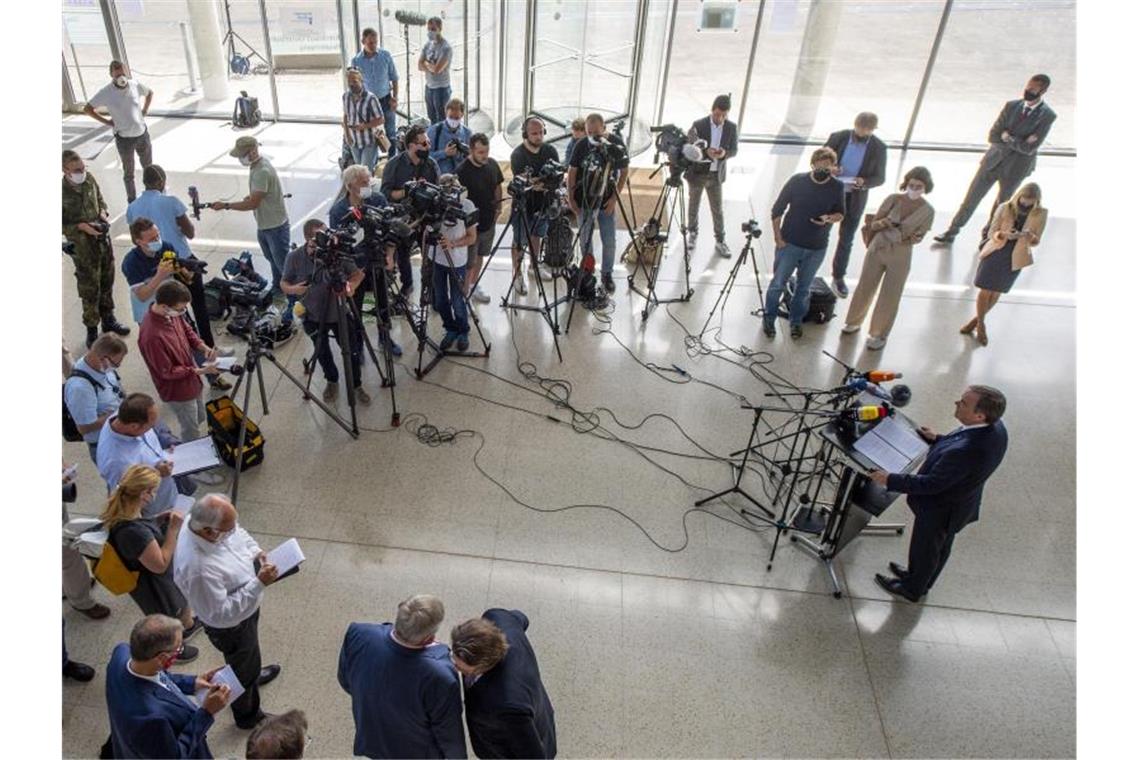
[623,165,695,322]
[221,0,269,75]
[227,306,355,504]
[698,228,765,338]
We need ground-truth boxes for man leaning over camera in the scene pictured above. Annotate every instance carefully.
[281,220,370,406]
[456,133,503,305]
[567,113,629,294]
[381,124,441,297]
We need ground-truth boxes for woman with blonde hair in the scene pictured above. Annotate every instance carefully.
[100,464,200,662]
[962,182,1048,345]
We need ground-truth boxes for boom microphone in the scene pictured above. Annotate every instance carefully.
[681,142,706,163]
[394,9,428,25]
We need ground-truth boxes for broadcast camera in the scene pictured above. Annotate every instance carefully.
[204,251,274,337]
[401,180,466,227]
[650,124,706,180]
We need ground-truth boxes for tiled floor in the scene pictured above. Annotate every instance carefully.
[61,117,1075,758]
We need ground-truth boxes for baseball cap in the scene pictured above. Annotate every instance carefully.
[229,136,259,157]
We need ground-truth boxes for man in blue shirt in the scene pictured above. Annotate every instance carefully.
[763,147,846,340]
[338,594,467,758]
[126,165,196,260]
[96,393,178,516]
[64,334,128,462]
[823,112,887,297]
[427,98,473,175]
[352,28,400,158]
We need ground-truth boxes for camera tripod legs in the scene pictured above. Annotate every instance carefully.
[624,178,694,322]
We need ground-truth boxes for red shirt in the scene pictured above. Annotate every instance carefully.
[137,309,205,402]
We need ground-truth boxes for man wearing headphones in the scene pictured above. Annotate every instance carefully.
[508,117,560,296]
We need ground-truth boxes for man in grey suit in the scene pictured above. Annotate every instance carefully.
[686,94,739,259]
[934,74,1056,244]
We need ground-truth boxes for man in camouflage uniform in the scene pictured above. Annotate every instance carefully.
[62,150,130,347]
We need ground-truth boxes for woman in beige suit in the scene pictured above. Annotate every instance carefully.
[841,166,935,350]
[961,182,1047,346]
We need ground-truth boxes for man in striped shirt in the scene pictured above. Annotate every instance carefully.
[342,68,385,173]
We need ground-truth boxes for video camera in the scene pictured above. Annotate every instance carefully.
[650,124,705,178]
[401,180,466,226]
[206,251,273,318]
[507,159,566,199]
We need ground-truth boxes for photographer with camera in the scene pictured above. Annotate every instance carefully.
[62,149,131,348]
[382,125,441,297]
[685,94,738,259]
[427,98,473,175]
[456,133,503,305]
[567,113,629,294]
[282,220,370,405]
[510,116,561,295]
[425,175,479,351]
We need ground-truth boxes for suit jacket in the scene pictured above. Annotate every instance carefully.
[979,203,1048,271]
[983,99,1057,175]
[464,609,557,759]
[867,193,935,257]
[338,622,467,759]
[887,421,1008,534]
[685,116,738,183]
[824,130,887,190]
[105,642,215,759]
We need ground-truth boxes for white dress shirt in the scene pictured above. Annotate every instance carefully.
[173,525,264,629]
[708,119,724,173]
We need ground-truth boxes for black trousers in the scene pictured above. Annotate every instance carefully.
[831,189,869,279]
[304,316,363,387]
[204,609,263,727]
[902,511,958,596]
[186,266,215,347]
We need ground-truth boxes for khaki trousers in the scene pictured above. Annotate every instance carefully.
[844,243,913,339]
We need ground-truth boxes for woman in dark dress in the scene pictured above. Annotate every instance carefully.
[963,182,1048,345]
[99,464,201,662]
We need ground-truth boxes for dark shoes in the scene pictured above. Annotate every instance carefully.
[63,660,95,682]
[101,319,131,337]
[257,664,281,687]
[762,317,776,338]
[75,603,111,620]
[440,331,457,351]
[457,334,470,352]
[85,325,99,348]
[183,618,204,641]
[176,644,200,663]
[932,231,956,244]
[832,278,849,298]
[385,337,403,358]
[790,324,804,340]
[874,573,923,603]
[209,376,233,391]
[888,561,909,580]
[602,273,616,294]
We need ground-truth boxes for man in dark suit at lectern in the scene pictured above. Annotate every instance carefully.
[869,385,1009,602]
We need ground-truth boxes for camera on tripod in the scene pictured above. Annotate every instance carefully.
[650,124,705,181]
[401,180,466,226]
[741,219,763,239]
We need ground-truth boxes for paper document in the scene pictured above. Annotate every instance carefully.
[853,416,929,472]
[266,538,306,575]
[170,437,221,476]
[874,417,928,460]
[212,356,238,371]
[853,433,910,473]
[195,664,246,707]
[172,494,194,516]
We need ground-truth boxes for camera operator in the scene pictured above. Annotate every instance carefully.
[685,94,738,259]
[281,220,370,406]
[427,98,473,175]
[510,116,561,295]
[381,125,440,297]
[62,149,131,348]
[456,133,503,304]
[426,175,479,351]
[567,113,629,294]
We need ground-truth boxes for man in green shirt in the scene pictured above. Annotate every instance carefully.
[61,150,131,347]
[211,137,295,328]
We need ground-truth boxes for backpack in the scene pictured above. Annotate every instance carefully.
[232,91,261,129]
[779,276,837,324]
[62,369,103,442]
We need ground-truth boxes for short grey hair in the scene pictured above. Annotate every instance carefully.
[129,614,182,660]
[342,164,372,188]
[188,493,228,532]
[394,594,445,643]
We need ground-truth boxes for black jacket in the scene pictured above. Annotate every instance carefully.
[685,116,738,183]
[824,129,887,191]
[464,609,557,759]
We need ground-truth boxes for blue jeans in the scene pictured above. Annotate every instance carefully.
[425,86,451,124]
[379,96,397,157]
[256,222,296,323]
[432,261,468,336]
[764,243,827,325]
[511,212,549,250]
[350,143,379,173]
[579,206,617,275]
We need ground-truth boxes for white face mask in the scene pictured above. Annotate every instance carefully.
[358,183,372,199]
[239,154,254,167]
[67,171,87,185]
[905,188,923,200]
[114,75,128,88]
[445,117,461,130]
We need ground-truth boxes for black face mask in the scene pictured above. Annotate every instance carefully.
[852,133,868,143]
[812,168,831,182]
[414,147,429,160]
[1018,200,1034,210]
[1024,89,1040,102]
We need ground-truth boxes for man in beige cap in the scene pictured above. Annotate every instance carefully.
[211,137,295,330]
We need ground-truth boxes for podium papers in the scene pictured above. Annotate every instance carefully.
[170,437,222,476]
[852,416,928,472]
[266,538,306,575]
[194,665,246,707]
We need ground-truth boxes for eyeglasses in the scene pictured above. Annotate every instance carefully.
[103,354,124,368]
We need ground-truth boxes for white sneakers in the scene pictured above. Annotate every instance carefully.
[865,336,887,350]
[841,323,861,334]
[472,286,491,304]
[514,263,528,295]
[685,231,698,250]
[714,241,731,258]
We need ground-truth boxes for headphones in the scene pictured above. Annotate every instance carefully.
[521,115,546,140]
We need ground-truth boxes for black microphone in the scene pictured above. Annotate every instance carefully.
[394,9,428,25]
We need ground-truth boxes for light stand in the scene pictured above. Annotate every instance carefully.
[221,0,269,76]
